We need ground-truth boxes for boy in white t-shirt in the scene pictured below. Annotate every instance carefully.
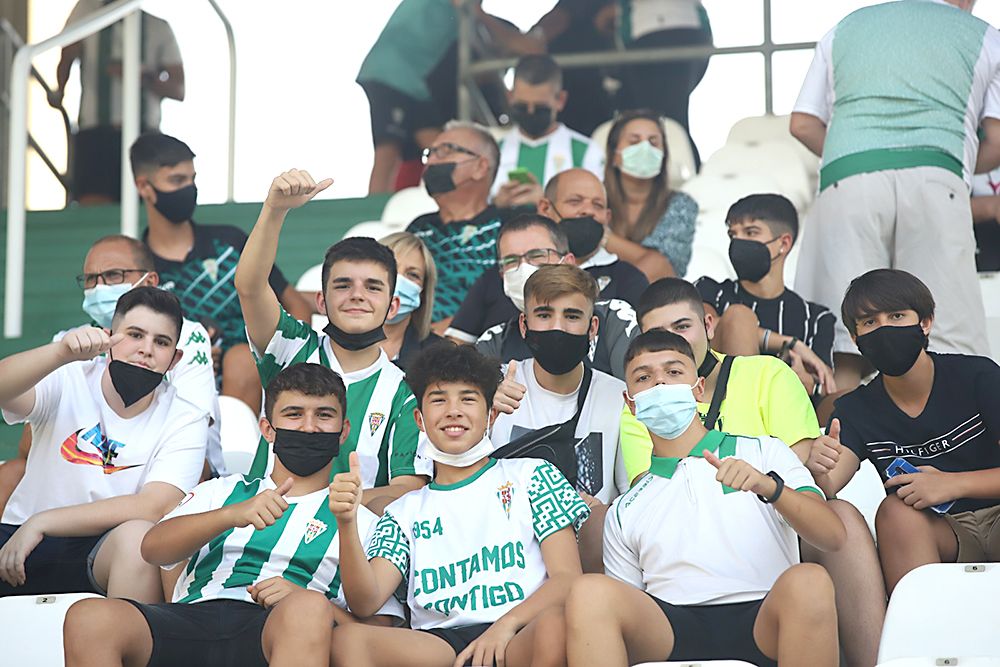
[0,287,208,601]
[64,362,402,667]
[565,330,846,667]
[329,343,589,667]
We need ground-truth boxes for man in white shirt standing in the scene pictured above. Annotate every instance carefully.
[493,55,604,209]
[0,287,208,601]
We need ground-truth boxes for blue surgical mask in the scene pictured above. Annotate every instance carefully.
[386,275,422,325]
[619,140,664,179]
[629,382,698,439]
[81,274,148,328]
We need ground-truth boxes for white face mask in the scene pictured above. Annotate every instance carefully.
[422,430,495,468]
[619,140,664,179]
[502,263,540,312]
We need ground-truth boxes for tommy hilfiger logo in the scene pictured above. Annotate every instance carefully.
[497,482,514,519]
[368,413,385,435]
[304,518,327,544]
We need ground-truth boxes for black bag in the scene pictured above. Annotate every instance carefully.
[492,366,593,489]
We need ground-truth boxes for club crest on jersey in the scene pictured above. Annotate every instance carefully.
[497,482,514,519]
[597,276,611,292]
[202,258,219,282]
[304,518,327,544]
[368,412,385,435]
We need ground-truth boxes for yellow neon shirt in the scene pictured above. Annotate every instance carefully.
[621,351,821,484]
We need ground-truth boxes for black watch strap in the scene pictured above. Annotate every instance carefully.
[757,471,785,504]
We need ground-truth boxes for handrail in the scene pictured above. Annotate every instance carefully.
[0,19,72,198]
[207,0,237,203]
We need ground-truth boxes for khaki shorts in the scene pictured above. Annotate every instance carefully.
[943,504,1000,562]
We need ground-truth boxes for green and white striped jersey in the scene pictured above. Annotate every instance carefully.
[248,308,429,485]
[366,458,589,630]
[164,473,403,619]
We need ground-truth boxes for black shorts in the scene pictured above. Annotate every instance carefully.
[650,595,777,667]
[421,623,491,659]
[0,523,106,597]
[124,599,271,667]
[360,80,443,158]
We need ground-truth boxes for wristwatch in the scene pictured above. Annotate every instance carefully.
[757,471,785,504]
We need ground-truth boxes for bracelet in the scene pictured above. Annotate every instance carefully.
[760,329,771,354]
[757,471,785,504]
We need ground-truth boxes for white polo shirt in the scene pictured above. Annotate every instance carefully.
[604,430,822,606]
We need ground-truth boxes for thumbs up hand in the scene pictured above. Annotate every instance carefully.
[329,451,363,524]
[264,169,334,212]
[703,449,774,496]
[229,476,294,530]
[806,419,842,477]
[493,360,527,415]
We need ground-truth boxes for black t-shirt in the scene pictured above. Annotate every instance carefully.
[145,223,290,352]
[393,326,447,374]
[695,277,836,367]
[449,258,647,340]
[832,353,1000,515]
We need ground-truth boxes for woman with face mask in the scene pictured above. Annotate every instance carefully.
[379,232,446,372]
[604,110,699,282]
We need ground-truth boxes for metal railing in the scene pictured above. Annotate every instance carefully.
[4,0,238,338]
[456,0,816,123]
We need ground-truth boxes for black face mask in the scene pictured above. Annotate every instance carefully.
[560,216,605,258]
[423,162,458,196]
[855,324,927,377]
[108,359,165,408]
[728,237,778,283]
[323,321,387,352]
[524,329,590,375]
[152,184,197,224]
[511,104,554,139]
[273,428,341,477]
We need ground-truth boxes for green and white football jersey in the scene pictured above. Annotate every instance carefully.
[367,458,589,630]
[165,473,403,618]
[248,308,428,484]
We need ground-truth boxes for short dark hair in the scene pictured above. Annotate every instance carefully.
[625,329,697,370]
[406,342,502,409]
[321,237,398,295]
[841,269,935,337]
[726,193,799,242]
[636,278,706,328]
[263,363,347,422]
[496,213,569,257]
[90,235,157,272]
[129,133,195,179]
[513,54,562,90]
[112,286,183,341]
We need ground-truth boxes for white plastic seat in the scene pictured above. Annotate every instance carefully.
[979,271,1000,363]
[878,563,1000,664]
[699,142,812,211]
[636,661,758,666]
[0,592,102,665]
[726,114,820,190]
[218,395,262,476]
[295,263,323,292]
[591,116,697,187]
[344,219,406,240]
[380,186,438,224]
[877,659,1000,667]
[836,459,885,539]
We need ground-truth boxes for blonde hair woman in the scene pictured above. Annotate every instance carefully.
[379,232,445,371]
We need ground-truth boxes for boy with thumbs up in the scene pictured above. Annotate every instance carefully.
[565,330,845,667]
[63,363,403,667]
[0,287,207,601]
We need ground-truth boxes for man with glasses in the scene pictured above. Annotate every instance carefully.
[406,120,511,330]
[0,235,221,515]
[469,214,639,380]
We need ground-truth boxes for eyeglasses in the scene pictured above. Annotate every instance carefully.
[498,248,564,273]
[76,268,147,289]
[421,142,479,164]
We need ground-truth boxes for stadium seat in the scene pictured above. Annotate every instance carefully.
[699,142,812,211]
[487,125,510,143]
[591,117,697,187]
[635,661,758,666]
[381,186,437,224]
[681,170,791,230]
[836,459,885,539]
[877,659,1000,667]
[878,563,1000,663]
[726,114,820,190]
[218,395,262,476]
[0,592,102,665]
[979,272,1000,363]
[344,219,406,240]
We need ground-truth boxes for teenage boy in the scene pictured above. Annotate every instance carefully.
[816,269,1000,593]
[492,55,603,209]
[565,330,845,667]
[696,194,836,397]
[236,169,428,507]
[0,287,207,601]
[130,133,312,412]
[63,363,402,667]
[616,277,886,667]
[329,343,589,667]
[491,265,629,506]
